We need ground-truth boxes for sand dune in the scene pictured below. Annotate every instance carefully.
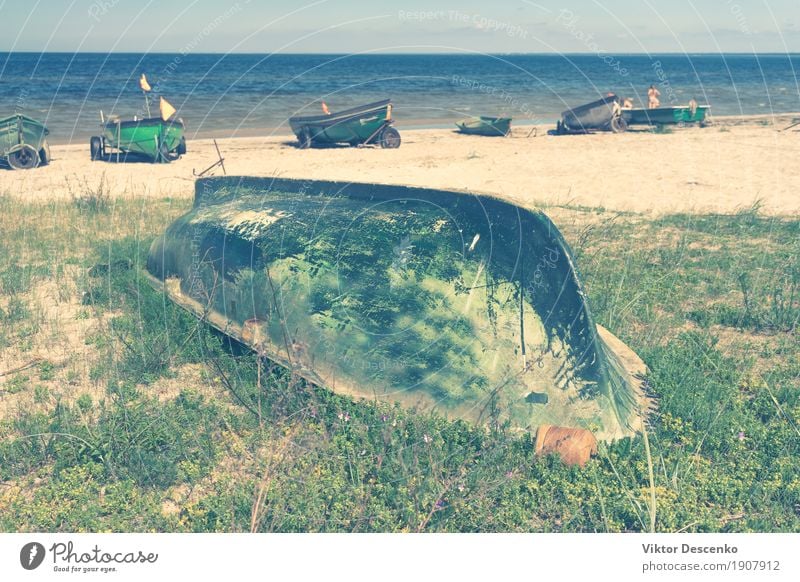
[4,116,799,215]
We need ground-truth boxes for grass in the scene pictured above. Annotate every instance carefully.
[0,192,798,532]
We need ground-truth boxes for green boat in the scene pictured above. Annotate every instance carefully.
[456,116,512,136]
[146,177,653,444]
[622,105,709,126]
[288,99,400,148]
[91,116,186,163]
[0,114,50,170]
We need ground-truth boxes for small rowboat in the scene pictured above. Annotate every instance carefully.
[0,114,50,170]
[91,117,186,163]
[146,176,653,444]
[622,105,710,126]
[455,116,511,136]
[556,94,626,134]
[288,99,400,148]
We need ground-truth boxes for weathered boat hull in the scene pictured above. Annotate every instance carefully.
[558,95,625,134]
[456,116,511,136]
[622,106,709,126]
[101,117,185,162]
[147,177,651,441]
[288,99,396,147]
[0,114,50,169]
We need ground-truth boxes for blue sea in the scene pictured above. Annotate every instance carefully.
[1,52,798,143]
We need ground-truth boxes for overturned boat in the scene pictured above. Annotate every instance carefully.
[147,177,651,446]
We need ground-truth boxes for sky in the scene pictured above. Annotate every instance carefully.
[0,0,797,54]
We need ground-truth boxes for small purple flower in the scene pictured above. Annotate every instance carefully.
[505,470,514,478]
[435,499,445,510]
[381,414,388,423]
[737,431,745,441]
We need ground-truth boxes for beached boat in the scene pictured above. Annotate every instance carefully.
[288,99,400,148]
[455,116,511,136]
[622,105,710,126]
[91,116,186,163]
[146,177,653,451]
[556,95,626,134]
[0,114,50,169]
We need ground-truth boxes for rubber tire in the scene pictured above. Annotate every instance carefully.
[7,145,40,170]
[379,126,401,149]
[298,130,312,149]
[90,136,103,161]
[610,116,627,133]
[177,137,187,156]
[38,140,51,166]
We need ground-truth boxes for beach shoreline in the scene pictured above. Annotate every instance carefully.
[3,113,799,216]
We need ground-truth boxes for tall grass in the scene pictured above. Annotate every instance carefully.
[1,192,799,532]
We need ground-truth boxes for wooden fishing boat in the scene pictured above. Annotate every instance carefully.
[556,94,626,134]
[288,99,400,148]
[455,116,511,136]
[622,105,710,126]
[91,117,186,163]
[0,114,50,170]
[146,177,653,444]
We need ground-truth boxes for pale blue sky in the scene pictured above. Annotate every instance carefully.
[0,0,797,53]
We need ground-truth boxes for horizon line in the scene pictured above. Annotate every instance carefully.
[1,50,799,56]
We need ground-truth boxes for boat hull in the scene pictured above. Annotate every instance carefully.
[456,116,511,136]
[289,99,393,145]
[102,117,185,162]
[622,106,709,125]
[0,114,49,162]
[558,95,624,134]
[146,177,651,441]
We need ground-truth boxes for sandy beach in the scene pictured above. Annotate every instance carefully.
[3,114,799,215]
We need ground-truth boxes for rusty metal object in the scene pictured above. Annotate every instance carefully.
[535,424,598,467]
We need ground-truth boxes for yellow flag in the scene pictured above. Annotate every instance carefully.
[160,96,177,121]
[139,73,151,92]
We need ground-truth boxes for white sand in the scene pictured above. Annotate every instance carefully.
[4,116,799,215]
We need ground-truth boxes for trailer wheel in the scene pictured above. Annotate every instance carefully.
[610,116,627,133]
[8,144,40,170]
[177,137,187,156]
[379,126,401,149]
[298,130,312,149]
[90,136,103,161]
[38,140,51,166]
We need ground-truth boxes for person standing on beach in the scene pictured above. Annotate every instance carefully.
[648,85,661,109]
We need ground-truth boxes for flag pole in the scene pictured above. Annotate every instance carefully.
[143,91,151,118]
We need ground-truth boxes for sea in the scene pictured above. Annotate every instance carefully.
[1,52,798,143]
